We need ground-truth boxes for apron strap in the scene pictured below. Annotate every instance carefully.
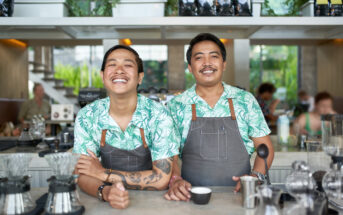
[139,128,148,149]
[191,104,197,121]
[100,129,108,147]
[228,98,236,120]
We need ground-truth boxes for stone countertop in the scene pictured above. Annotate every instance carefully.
[31,187,255,215]
[30,187,343,215]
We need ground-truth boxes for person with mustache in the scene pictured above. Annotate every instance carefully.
[73,45,180,209]
[165,33,274,201]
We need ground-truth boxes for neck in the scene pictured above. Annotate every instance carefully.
[195,82,224,98]
[108,92,137,117]
[34,97,42,105]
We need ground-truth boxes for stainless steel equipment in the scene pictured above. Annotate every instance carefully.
[321,114,343,208]
[44,152,84,214]
[0,153,35,214]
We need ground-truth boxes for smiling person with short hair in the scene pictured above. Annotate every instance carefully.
[73,45,180,209]
[165,33,274,201]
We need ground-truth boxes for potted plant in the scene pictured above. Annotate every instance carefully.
[13,0,68,17]
[111,0,167,17]
[66,0,112,16]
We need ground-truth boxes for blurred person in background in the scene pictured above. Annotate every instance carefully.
[256,83,280,123]
[18,83,50,125]
[293,91,336,137]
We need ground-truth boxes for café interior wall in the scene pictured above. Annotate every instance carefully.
[299,46,317,96]
[317,42,343,97]
[0,42,28,99]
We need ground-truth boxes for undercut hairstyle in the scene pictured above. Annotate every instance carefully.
[315,91,333,104]
[101,45,143,74]
[258,83,276,95]
[186,33,226,65]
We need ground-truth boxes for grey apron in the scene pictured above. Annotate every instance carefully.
[181,98,251,186]
[99,128,152,171]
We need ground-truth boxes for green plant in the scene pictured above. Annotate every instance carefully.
[54,63,104,95]
[250,45,298,106]
[66,0,113,16]
[165,0,178,16]
[262,0,309,16]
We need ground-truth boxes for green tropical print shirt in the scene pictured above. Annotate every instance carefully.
[73,94,180,161]
[167,83,271,155]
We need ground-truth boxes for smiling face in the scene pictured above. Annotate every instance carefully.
[101,48,144,96]
[34,85,45,100]
[188,40,226,87]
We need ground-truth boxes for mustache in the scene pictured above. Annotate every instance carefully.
[199,66,217,73]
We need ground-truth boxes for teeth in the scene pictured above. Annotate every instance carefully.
[203,70,214,74]
[113,79,127,83]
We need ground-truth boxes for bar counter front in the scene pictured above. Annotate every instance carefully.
[31,187,252,215]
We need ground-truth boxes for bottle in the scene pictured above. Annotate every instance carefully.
[277,115,289,144]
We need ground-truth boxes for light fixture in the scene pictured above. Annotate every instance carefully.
[0,39,27,48]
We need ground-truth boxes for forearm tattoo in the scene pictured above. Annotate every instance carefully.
[153,157,173,174]
[107,157,173,190]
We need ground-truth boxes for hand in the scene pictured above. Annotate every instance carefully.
[103,181,129,209]
[76,149,106,180]
[232,175,258,193]
[164,179,192,201]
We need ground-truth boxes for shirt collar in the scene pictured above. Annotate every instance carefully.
[184,82,238,105]
[98,95,145,131]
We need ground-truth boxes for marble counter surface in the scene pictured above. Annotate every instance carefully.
[31,187,254,215]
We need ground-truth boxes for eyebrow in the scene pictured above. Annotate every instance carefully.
[193,51,220,57]
[106,59,135,64]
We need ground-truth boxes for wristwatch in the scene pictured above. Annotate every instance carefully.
[250,170,266,183]
[97,184,109,202]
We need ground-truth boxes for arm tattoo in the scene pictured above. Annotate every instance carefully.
[109,170,142,190]
[153,157,173,174]
[143,171,162,185]
[128,172,141,184]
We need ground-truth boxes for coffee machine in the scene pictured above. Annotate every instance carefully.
[0,153,36,214]
[321,114,343,208]
[44,152,84,214]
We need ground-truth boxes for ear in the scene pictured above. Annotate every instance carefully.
[100,70,104,82]
[138,72,144,85]
[188,64,193,74]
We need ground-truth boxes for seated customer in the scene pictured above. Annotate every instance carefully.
[73,45,180,209]
[18,83,50,125]
[293,91,336,137]
[256,83,280,123]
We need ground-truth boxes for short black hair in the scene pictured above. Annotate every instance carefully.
[186,33,226,65]
[258,83,276,94]
[315,91,333,104]
[101,45,143,74]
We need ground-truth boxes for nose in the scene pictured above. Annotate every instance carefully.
[202,55,212,67]
[114,65,125,74]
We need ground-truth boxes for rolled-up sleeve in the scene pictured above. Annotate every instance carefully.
[73,109,100,156]
[247,94,271,138]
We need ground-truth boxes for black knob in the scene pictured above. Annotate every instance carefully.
[257,144,269,159]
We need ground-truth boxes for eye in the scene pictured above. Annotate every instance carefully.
[211,55,219,58]
[107,64,116,68]
[125,64,133,68]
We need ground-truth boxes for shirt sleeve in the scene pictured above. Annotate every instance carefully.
[148,104,180,161]
[73,108,100,156]
[247,94,271,138]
